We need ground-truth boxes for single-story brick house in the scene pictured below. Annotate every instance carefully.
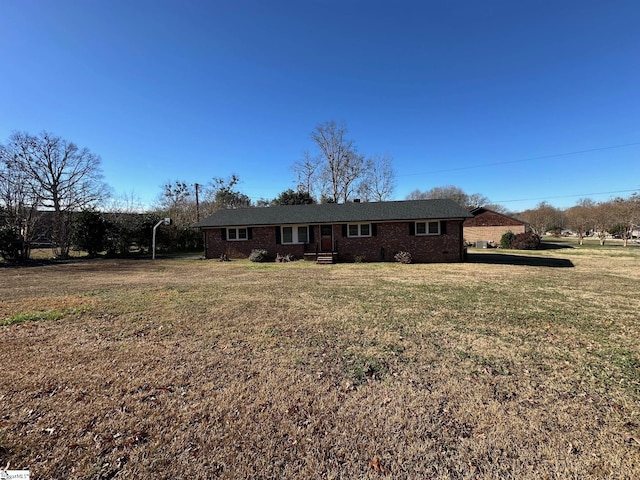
[194,199,473,263]
[464,207,526,246]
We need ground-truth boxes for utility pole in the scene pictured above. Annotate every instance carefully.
[194,183,200,221]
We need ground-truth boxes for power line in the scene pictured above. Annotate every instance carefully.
[399,141,640,177]
[199,141,640,205]
[495,188,639,206]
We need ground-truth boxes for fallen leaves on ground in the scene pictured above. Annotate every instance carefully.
[369,456,391,475]
[623,433,640,446]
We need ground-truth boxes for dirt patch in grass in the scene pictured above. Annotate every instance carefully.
[1,294,94,322]
[1,249,640,478]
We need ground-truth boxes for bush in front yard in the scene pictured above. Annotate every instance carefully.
[249,249,269,262]
[0,226,23,263]
[511,232,541,250]
[500,231,516,249]
[394,251,412,264]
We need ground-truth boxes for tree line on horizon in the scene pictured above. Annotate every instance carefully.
[2,127,639,262]
[517,197,640,247]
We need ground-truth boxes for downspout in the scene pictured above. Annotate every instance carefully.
[460,220,466,261]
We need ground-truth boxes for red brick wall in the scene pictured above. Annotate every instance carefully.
[336,221,464,263]
[464,225,525,244]
[203,220,466,263]
[463,210,526,244]
[203,225,318,260]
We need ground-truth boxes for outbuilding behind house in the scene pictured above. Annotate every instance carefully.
[464,207,527,246]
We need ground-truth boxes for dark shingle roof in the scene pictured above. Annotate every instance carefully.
[468,206,526,225]
[194,199,472,228]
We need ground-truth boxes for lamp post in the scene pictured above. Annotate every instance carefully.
[152,218,171,260]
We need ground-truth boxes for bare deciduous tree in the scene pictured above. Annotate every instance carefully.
[292,150,321,200]
[358,154,396,202]
[565,199,595,245]
[517,202,564,236]
[406,185,488,209]
[295,121,357,203]
[294,121,397,204]
[466,192,490,209]
[105,193,155,254]
[592,201,614,245]
[2,131,109,258]
[158,181,199,223]
[609,195,640,246]
[312,121,365,203]
[0,147,41,261]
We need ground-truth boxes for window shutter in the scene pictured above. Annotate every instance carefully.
[440,221,447,235]
[275,226,281,244]
[409,222,415,236]
[308,225,315,243]
[342,224,348,237]
[248,227,253,240]
[371,223,377,236]
[221,228,227,241]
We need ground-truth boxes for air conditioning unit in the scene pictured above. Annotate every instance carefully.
[475,240,488,249]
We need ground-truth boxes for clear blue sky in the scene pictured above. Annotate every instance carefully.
[2,0,639,212]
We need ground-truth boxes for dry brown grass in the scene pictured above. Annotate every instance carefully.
[1,244,640,479]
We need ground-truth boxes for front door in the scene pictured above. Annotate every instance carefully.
[320,224,333,252]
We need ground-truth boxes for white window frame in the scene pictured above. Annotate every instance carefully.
[281,225,309,244]
[347,223,372,238]
[227,227,248,241]
[415,220,441,236]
